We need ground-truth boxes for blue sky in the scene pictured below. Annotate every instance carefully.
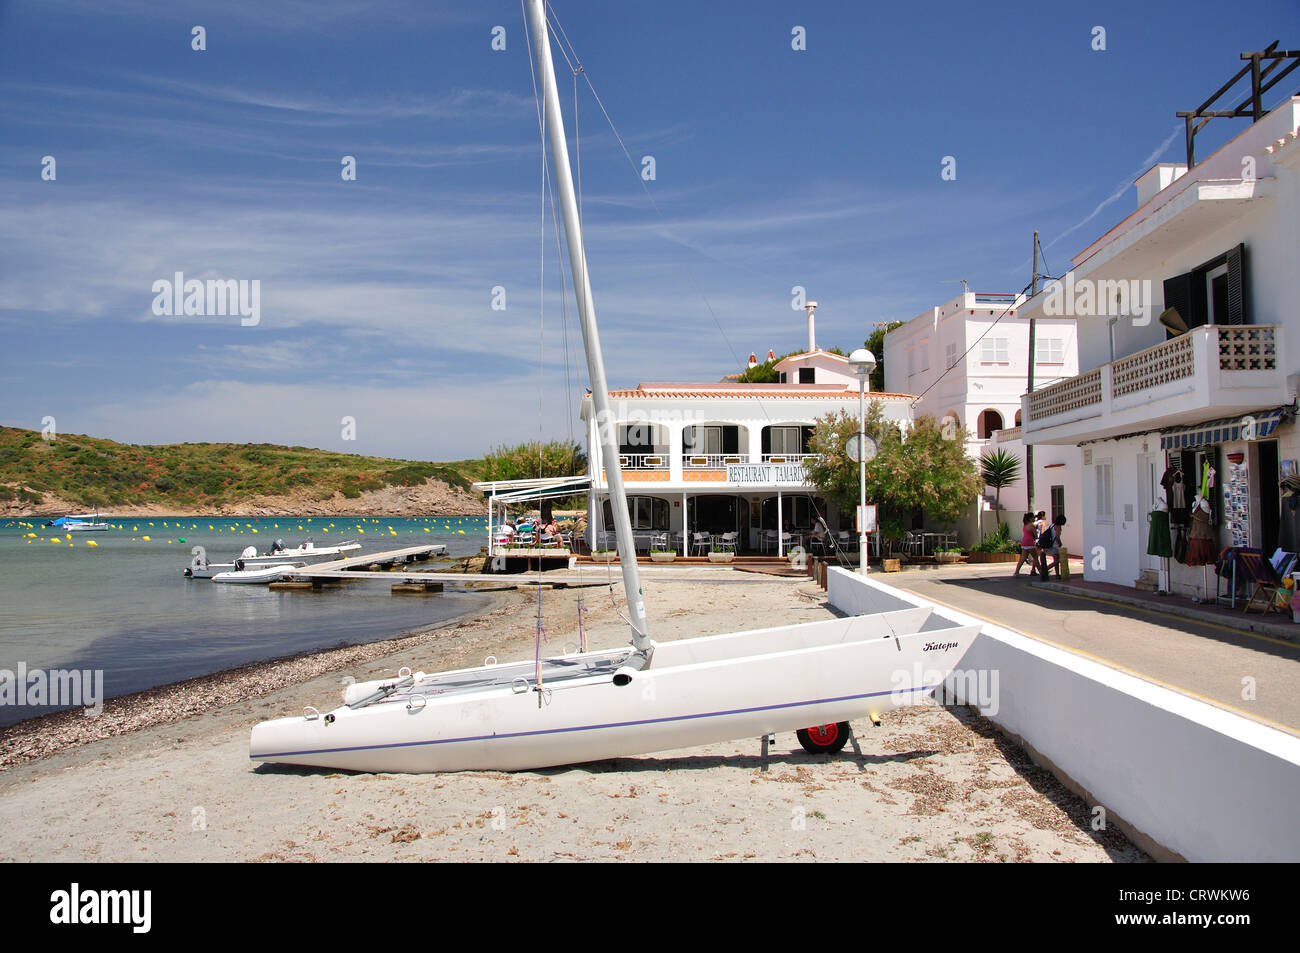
[3,0,1298,459]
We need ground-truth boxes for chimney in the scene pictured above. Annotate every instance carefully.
[747,352,757,369]
[1134,163,1187,207]
[804,300,818,352]
[767,348,776,362]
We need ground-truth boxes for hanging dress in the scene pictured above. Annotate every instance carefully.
[1147,510,1173,557]
[1185,506,1216,566]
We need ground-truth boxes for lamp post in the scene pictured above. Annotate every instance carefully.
[848,348,877,574]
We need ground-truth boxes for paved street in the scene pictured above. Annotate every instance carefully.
[879,564,1300,736]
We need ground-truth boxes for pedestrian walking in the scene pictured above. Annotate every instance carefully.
[1013,513,1037,578]
[1039,514,1067,579]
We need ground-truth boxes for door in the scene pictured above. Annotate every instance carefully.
[1138,453,1160,572]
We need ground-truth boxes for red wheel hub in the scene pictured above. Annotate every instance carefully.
[807,723,839,746]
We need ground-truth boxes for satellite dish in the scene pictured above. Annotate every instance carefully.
[1159,306,1189,335]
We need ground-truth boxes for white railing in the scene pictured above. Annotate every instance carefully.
[617,453,669,470]
[1112,333,1195,397]
[1026,324,1282,430]
[1218,325,1277,371]
[761,453,819,464]
[682,453,745,469]
[1026,368,1102,422]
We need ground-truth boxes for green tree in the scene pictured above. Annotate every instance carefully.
[736,357,780,383]
[864,321,904,392]
[803,406,981,544]
[979,449,1021,530]
[481,439,587,482]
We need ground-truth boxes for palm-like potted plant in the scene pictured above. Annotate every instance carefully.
[980,449,1022,533]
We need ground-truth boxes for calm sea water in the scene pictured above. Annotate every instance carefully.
[0,515,491,726]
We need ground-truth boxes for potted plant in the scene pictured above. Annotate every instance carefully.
[935,547,964,564]
[966,523,1021,563]
[708,543,736,564]
[650,547,676,563]
[590,549,618,563]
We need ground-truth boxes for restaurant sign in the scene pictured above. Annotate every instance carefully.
[726,463,809,485]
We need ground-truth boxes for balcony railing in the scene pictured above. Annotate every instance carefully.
[618,453,669,470]
[1112,333,1195,397]
[761,453,818,464]
[1025,324,1283,439]
[683,453,745,469]
[1218,325,1277,371]
[1026,368,1102,422]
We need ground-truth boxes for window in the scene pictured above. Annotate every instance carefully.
[768,427,802,454]
[1163,243,1247,336]
[945,342,959,369]
[603,496,668,530]
[1206,264,1229,325]
[907,350,915,377]
[980,338,1009,364]
[798,367,815,384]
[1035,338,1065,364]
[684,426,722,454]
[1095,459,1114,522]
[618,423,657,454]
[919,340,930,372]
[1050,485,1065,523]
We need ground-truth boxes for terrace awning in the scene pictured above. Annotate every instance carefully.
[1159,407,1288,451]
[474,475,591,504]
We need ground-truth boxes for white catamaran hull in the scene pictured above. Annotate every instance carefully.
[249,608,981,773]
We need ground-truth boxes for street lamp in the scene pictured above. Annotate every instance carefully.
[848,348,877,574]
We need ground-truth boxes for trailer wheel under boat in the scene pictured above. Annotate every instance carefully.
[797,722,851,754]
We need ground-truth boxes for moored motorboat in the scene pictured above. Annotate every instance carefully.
[47,513,111,532]
[185,539,362,578]
[211,563,304,584]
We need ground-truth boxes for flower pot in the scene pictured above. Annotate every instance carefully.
[650,552,676,563]
[967,551,1019,563]
[707,551,735,563]
[937,553,961,564]
[590,551,617,563]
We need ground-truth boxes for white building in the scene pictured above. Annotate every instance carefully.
[1019,96,1300,596]
[884,290,1083,551]
[581,307,915,555]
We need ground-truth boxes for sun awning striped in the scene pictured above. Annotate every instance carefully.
[1159,407,1288,451]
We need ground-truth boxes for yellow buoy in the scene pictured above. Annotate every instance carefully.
[87,540,98,547]
[142,535,151,541]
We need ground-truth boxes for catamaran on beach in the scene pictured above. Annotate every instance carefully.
[248,0,980,775]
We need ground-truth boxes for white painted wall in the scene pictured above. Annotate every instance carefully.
[828,568,1300,862]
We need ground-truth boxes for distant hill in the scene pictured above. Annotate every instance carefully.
[0,427,487,517]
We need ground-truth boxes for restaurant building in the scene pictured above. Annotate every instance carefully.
[580,311,915,556]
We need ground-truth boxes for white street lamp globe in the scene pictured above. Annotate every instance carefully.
[848,348,877,379]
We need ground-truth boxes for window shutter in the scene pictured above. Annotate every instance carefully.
[1163,272,1192,338]
[1225,243,1247,325]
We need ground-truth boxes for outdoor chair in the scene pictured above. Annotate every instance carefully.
[1238,550,1292,614]
[690,532,711,556]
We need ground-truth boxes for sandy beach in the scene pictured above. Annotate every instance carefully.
[0,573,1142,862]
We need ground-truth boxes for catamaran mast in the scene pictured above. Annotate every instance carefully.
[525,0,651,653]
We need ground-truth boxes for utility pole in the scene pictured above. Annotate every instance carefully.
[1026,230,1039,514]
